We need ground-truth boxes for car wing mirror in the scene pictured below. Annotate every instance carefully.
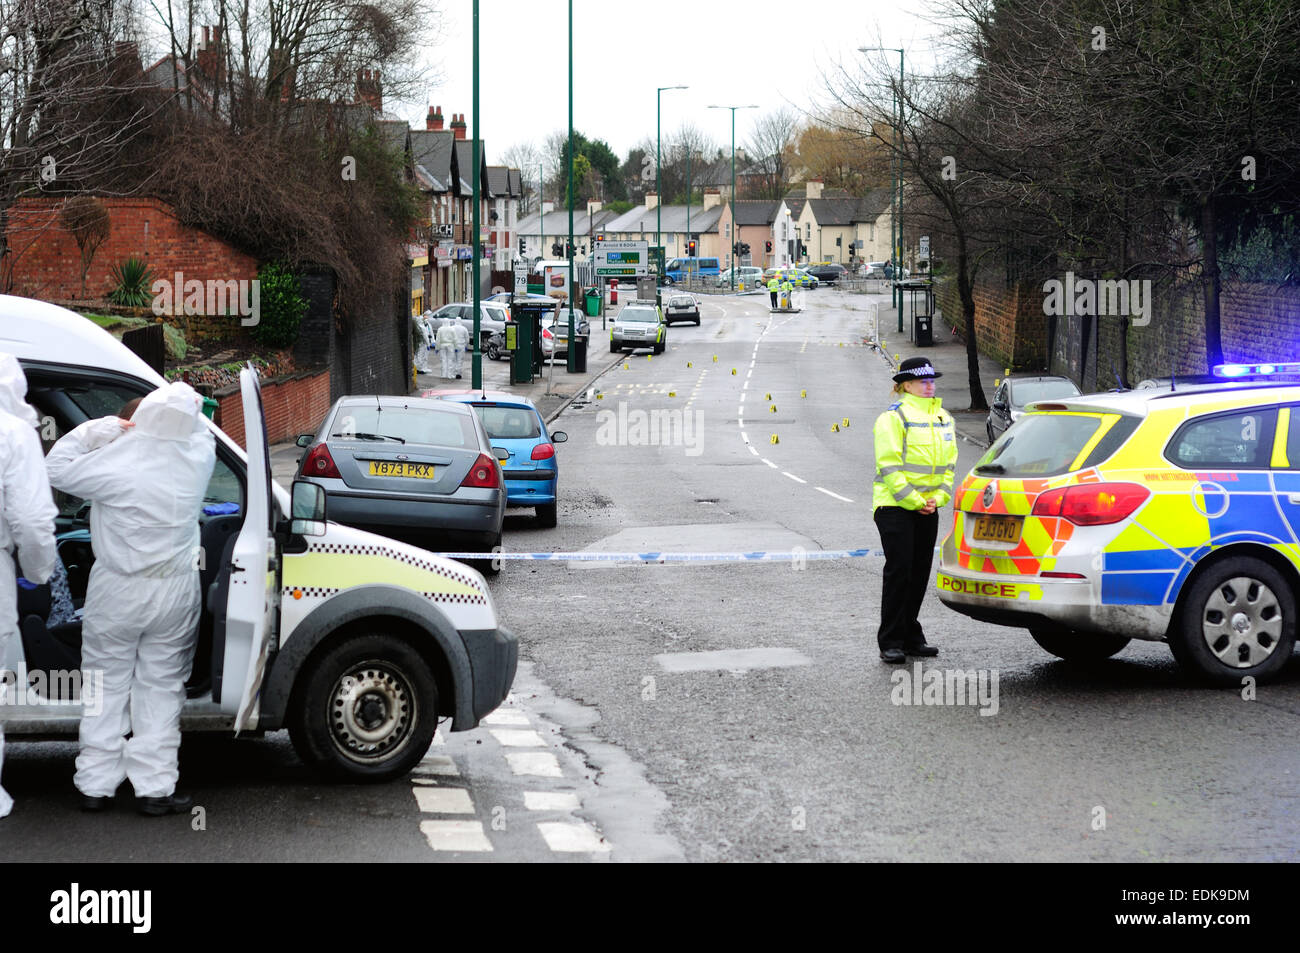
[492,447,510,462]
[290,480,327,536]
[550,431,568,444]
[295,433,314,448]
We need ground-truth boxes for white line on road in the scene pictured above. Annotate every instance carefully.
[481,709,530,726]
[411,754,460,777]
[748,445,759,456]
[420,820,493,852]
[655,647,813,673]
[524,791,582,812]
[413,787,476,814]
[762,459,778,469]
[816,487,855,503]
[538,822,611,853]
[782,472,807,484]
[490,729,547,748]
[505,752,564,777]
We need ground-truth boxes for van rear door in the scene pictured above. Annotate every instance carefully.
[218,367,279,730]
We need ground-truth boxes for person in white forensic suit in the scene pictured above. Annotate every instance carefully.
[45,382,215,816]
[0,353,57,819]
[452,317,470,380]
[436,318,458,379]
[411,312,433,374]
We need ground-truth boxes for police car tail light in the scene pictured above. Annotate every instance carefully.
[1032,483,1149,525]
[531,442,555,460]
[461,453,500,488]
[301,444,341,479]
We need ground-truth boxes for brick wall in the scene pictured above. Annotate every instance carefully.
[3,198,258,318]
[215,369,331,449]
[939,274,1300,387]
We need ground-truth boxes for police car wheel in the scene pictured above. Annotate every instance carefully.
[1173,557,1296,685]
[288,635,439,782]
[1029,626,1130,661]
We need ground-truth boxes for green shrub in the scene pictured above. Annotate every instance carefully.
[107,257,155,307]
[249,262,307,348]
[161,323,187,361]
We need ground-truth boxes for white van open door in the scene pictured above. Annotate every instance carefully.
[219,367,279,731]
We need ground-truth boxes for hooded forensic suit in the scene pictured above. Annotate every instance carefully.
[436,320,459,378]
[0,354,58,818]
[451,318,470,378]
[45,382,215,799]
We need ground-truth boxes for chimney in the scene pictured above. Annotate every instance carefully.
[645,192,658,210]
[703,189,720,210]
[806,178,824,200]
[427,105,444,130]
[357,68,382,112]
[451,112,467,139]
[197,24,222,80]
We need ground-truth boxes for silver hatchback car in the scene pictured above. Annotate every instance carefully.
[296,396,507,571]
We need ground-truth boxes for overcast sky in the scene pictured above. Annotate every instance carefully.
[400,0,943,165]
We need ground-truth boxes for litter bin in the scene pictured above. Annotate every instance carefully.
[572,334,588,373]
[914,312,933,347]
[584,288,600,317]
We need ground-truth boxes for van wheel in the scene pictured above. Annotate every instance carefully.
[1029,626,1130,661]
[288,634,439,782]
[1171,557,1295,685]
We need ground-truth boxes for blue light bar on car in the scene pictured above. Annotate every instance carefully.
[1212,362,1300,377]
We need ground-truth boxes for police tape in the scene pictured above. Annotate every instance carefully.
[423,547,936,563]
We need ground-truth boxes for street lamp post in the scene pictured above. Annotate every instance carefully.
[471,0,481,388]
[859,46,905,324]
[708,104,757,291]
[566,0,576,372]
[656,85,687,274]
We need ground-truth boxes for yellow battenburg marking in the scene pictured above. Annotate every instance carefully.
[283,552,481,597]
[1272,408,1291,467]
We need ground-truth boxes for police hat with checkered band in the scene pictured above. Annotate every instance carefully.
[892,357,942,383]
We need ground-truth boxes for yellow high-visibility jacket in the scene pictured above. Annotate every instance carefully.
[872,392,958,512]
[767,277,779,291]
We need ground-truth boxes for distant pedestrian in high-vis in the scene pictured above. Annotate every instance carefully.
[872,358,958,664]
[767,275,779,309]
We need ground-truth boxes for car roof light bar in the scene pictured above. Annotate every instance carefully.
[1212,361,1300,377]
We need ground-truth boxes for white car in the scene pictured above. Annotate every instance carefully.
[609,302,666,354]
[2,297,518,781]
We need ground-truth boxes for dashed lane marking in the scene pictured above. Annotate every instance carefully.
[816,486,855,503]
[524,791,582,812]
[419,820,494,852]
[538,822,612,853]
[782,472,807,484]
[413,787,476,814]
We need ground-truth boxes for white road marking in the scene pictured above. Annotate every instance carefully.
[505,752,564,777]
[748,445,760,456]
[538,822,612,853]
[490,729,547,747]
[816,487,855,503]
[524,791,582,812]
[762,459,778,469]
[419,820,494,852]
[655,647,813,673]
[412,754,460,777]
[413,787,476,814]
[481,709,530,726]
[782,472,807,484]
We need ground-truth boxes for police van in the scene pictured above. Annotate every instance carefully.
[2,297,518,780]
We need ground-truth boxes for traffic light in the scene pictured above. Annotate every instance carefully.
[765,240,773,254]
[596,233,605,243]
[687,240,697,256]
[518,237,525,255]
[551,241,562,257]
[741,242,750,256]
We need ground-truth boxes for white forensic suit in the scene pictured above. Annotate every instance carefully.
[412,312,433,374]
[45,382,215,799]
[436,320,458,379]
[0,354,57,818]
[452,318,470,379]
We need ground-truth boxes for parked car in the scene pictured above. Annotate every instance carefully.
[938,372,1300,684]
[664,292,701,325]
[429,301,511,349]
[5,295,516,780]
[610,302,666,353]
[296,395,506,573]
[662,256,720,284]
[806,263,848,285]
[434,392,567,527]
[715,266,765,288]
[986,375,1082,441]
[540,310,591,359]
[484,291,557,305]
[860,261,889,279]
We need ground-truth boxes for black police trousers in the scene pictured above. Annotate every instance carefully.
[873,505,940,650]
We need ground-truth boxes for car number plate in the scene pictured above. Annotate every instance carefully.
[971,515,1022,543]
[369,461,436,479]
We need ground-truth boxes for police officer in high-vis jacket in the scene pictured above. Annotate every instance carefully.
[872,357,958,663]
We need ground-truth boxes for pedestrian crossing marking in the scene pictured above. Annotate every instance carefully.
[538,822,611,853]
[419,820,494,852]
[413,787,475,814]
[490,729,547,747]
[524,791,582,812]
[505,752,564,777]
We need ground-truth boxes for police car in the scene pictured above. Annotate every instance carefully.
[936,363,1300,684]
[2,297,517,779]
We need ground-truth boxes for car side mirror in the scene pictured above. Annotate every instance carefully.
[290,480,327,536]
[550,431,568,444]
[993,401,1007,412]
[295,433,313,448]
[492,447,510,462]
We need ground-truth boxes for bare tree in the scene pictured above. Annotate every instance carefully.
[501,140,542,213]
[59,195,112,298]
[745,107,800,200]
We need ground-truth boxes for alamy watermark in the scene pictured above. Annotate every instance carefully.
[1042,271,1151,327]
[0,664,103,715]
[890,662,999,716]
[152,271,260,326]
[595,401,704,457]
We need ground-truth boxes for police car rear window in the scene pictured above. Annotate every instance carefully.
[975,413,1129,477]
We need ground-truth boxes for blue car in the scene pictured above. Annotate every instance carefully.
[432,391,566,526]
